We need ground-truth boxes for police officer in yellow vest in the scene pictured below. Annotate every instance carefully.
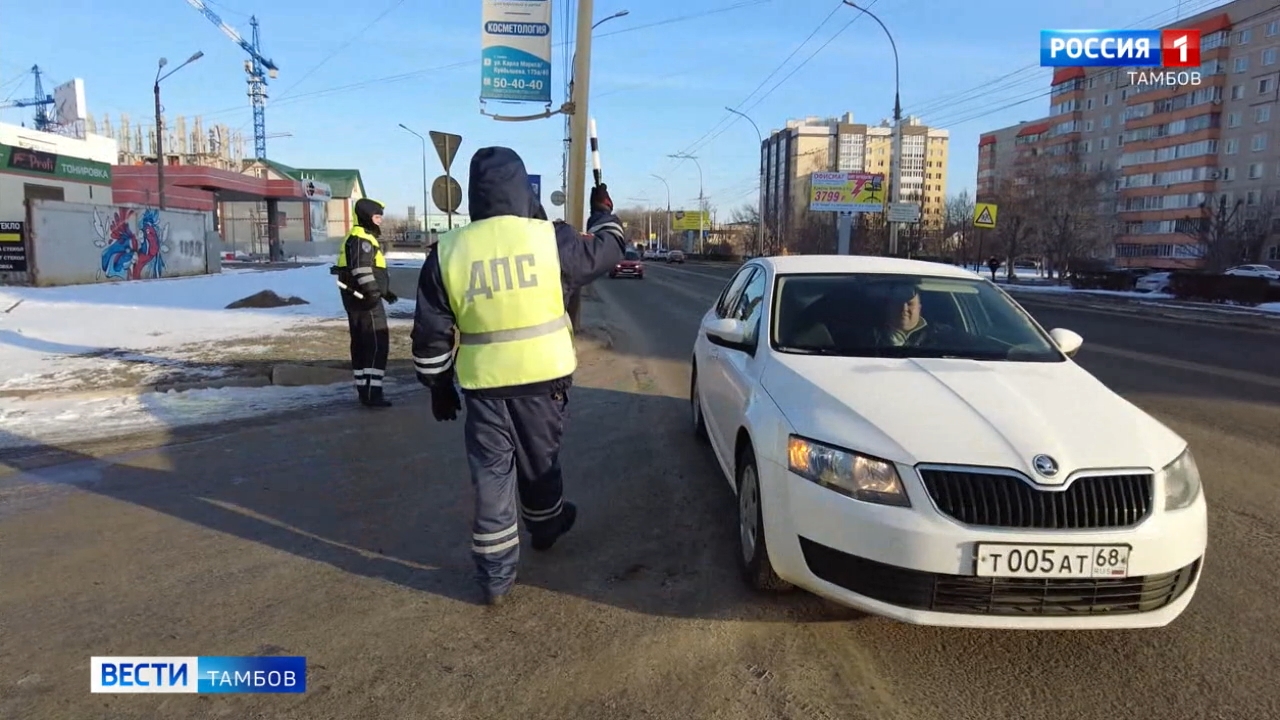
[331,198,398,408]
[410,146,625,606]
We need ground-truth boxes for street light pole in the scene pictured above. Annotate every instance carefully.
[669,153,704,254]
[562,10,629,205]
[398,124,431,234]
[725,106,766,257]
[153,51,204,211]
[651,173,671,250]
[843,1,901,256]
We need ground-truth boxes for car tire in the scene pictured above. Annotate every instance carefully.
[736,444,792,593]
[690,368,708,443]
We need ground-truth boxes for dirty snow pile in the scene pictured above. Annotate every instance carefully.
[0,265,411,450]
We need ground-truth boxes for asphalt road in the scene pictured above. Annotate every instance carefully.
[2,262,1279,720]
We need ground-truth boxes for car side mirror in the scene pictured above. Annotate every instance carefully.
[704,317,747,346]
[1049,328,1084,357]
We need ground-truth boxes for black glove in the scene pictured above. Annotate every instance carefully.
[384,290,399,304]
[430,384,461,422]
[590,183,613,214]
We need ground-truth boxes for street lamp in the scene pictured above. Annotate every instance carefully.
[562,9,630,199]
[668,153,705,255]
[651,173,671,249]
[398,123,431,234]
[842,1,903,256]
[725,106,766,257]
[154,51,203,211]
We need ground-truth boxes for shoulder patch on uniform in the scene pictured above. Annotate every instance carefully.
[361,241,373,253]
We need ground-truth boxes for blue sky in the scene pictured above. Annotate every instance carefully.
[1,0,1226,224]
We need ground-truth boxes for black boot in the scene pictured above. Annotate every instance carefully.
[356,385,370,405]
[530,502,577,551]
[363,385,393,408]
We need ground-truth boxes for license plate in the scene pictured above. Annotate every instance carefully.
[974,544,1130,579]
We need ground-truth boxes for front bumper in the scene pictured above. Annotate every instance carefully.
[759,459,1207,629]
[611,267,642,277]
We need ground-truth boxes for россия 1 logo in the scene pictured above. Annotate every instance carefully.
[1040,29,1203,87]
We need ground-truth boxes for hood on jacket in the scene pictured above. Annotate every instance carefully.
[355,198,385,236]
[468,146,539,221]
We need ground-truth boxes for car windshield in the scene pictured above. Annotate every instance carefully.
[624,251,640,261]
[771,273,1063,362]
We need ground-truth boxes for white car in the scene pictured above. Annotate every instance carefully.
[1225,264,1280,281]
[689,256,1206,630]
[1135,271,1173,293]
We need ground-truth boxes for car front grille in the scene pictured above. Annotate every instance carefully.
[799,538,1199,616]
[919,469,1153,530]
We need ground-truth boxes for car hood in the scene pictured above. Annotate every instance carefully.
[763,354,1184,483]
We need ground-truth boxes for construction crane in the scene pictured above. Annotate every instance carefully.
[0,65,55,131]
[184,0,278,160]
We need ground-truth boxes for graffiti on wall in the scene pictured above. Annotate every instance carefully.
[92,207,171,280]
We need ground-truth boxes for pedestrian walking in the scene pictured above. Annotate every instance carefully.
[331,198,398,408]
[410,146,625,606]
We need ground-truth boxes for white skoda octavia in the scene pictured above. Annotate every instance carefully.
[689,256,1206,629]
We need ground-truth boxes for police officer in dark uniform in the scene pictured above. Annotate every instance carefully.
[410,146,625,606]
[331,198,398,408]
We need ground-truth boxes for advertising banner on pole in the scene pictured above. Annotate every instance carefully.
[480,0,553,103]
[808,172,886,213]
[671,210,710,232]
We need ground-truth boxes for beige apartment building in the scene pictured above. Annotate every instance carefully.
[977,0,1280,268]
[762,112,949,242]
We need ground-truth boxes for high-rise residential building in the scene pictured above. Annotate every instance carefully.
[762,112,949,241]
[976,0,1280,268]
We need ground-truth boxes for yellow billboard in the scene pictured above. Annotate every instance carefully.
[808,172,886,212]
[671,210,710,232]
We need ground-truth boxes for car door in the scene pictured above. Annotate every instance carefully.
[707,267,770,451]
[699,266,758,455]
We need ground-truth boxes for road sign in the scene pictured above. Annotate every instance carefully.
[973,202,998,228]
[432,175,463,214]
[550,189,566,206]
[429,131,462,172]
[887,202,920,223]
[529,174,541,204]
[809,172,886,212]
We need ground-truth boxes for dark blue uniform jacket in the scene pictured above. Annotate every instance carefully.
[411,146,626,398]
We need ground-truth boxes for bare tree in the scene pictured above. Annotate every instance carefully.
[988,177,1037,281]
[1178,195,1277,271]
[1026,158,1117,282]
[944,191,977,265]
[786,210,837,255]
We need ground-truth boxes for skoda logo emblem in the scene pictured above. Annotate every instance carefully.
[1033,455,1059,477]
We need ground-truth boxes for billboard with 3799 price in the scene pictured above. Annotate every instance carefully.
[808,172,886,212]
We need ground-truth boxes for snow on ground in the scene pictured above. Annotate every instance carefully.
[0,265,350,390]
[1001,282,1280,315]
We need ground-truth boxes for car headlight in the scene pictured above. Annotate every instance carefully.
[786,436,910,507]
[1162,447,1202,510]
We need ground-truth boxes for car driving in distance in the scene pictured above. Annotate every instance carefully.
[689,255,1206,629]
[667,250,686,264]
[610,250,644,279]
[1135,271,1173,294]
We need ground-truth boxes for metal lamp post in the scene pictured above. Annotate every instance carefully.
[153,51,204,210]
[724,106,766,257]
[668,153,704,255]
[562,9,630,205]
[843,1,902,256]
[651,173,671,250]
[398,123,431,233]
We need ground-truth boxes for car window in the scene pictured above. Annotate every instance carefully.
[624,250,640,260]
[771,273,1062,362]
[730,269,768,345]
[715,267,757,318]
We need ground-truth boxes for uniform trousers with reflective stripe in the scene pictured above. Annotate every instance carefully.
[346,303,389,397]
[463,390,571,594]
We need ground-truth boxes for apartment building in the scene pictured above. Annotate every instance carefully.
[976,0,1280,268]
[976,120,1039,198]
[762,112,949,241]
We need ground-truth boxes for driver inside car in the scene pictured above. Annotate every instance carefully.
[872,282,930,347]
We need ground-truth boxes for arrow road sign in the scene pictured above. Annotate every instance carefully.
[429,131,462,173]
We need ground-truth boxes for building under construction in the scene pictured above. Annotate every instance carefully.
[90,113,248,171]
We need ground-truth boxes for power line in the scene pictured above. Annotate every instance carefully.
[189,0,770,120]
[274,0,409,102]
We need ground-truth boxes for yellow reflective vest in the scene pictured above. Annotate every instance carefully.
[335,226,387,269]
[436,216,577,390]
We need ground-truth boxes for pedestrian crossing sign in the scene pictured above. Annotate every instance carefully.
[973,203,998,229]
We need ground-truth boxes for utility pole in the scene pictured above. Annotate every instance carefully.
[669,153,704,254]
[725,107,766,257]
[844,1,902,256]
[651,174,671,250]
[565,0,596,228]
[398,124,431,233]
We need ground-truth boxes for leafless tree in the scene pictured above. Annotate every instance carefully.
[1025,157,1118,282]
[785,210,837,255]
[1177,195,1277,271]
[987,177,1038,281]
[943,191,977,264]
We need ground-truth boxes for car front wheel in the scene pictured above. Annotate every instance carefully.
[690,369,709,442]
[737,444,792,592]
